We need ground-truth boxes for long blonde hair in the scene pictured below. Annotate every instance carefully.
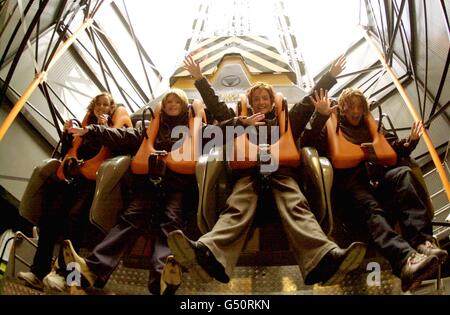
[161,88,189,113]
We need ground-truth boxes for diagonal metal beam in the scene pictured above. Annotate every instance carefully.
[45,81,78,119]
[41,0,71,70]
[68,38,107,91]
[395,0,424,119]
[43,1,84,71]
[121,0,153,99]
[109,1,162,80]
[440,0,450,39]
[362,27,450,200]
[0,2,19,39]
[428,50,450,121]
[91,21,149,103]
[386,0,406,64]
[71,28,148,109]
[86,26,110,91]
[0,0,48,114]
[38,81,64,139]
[335,64,383,79]
[0,0,34,69]
[89,30,135,112]
[426,100,450,126]
[0,77,56,126]
[366,0,387,57]
[0,17,93,141]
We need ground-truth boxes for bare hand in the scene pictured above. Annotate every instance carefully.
[329,55,347,78]
[183,55,203,80]
[309,89,337,115]
[240,113,265,126]
[68,127,88,137]
[404,121,424,147]
[63,119,73,132]
[96,113,109,125]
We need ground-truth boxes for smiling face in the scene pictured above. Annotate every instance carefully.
[250,88,273,114]
[161,88,188,116]
[247,82,275,115]
[163,93,184,116]
[93,95,112,117]
[88,92,115,120]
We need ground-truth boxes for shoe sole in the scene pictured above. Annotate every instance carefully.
[160,257,182,295]
[324,242,367,286]
[402,255,440,292]
[62,240,95,287]
[161,270,182,288]
[168,231,213,283]
[43,276,66,293]
[17,274,43,291]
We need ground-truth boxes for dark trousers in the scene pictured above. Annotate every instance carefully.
[31,178,95,279]
[84,175,186,292]
[335,165,432,275]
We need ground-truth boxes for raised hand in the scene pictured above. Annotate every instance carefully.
[183,55,203,80]
[94,108,109,125]
[329,55,347,78]
[404,121,424,147]
[63,119,73,132]
[68,127,88,137]
[240,113,266,126]
[309,89,337,115]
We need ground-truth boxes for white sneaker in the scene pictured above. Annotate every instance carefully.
[43,271,66,292]
[17,271,43,291]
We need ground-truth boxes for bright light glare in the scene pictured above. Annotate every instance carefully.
[284,0,361,76]
[105,0,361,95]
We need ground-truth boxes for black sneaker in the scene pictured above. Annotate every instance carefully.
[305,242,366,286]
[167,230,229,283]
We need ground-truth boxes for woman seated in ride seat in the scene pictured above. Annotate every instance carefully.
[18,92,132,292]
[304,88,448,292]
[62,88,206,295]
[164,56,367,287]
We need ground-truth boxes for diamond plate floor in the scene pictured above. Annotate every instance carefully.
[2,257,448,295]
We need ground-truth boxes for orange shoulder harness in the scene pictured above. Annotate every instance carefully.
[57,106,132,181]
[130,101,205,175]
[229,93,300,170]
[325,112,397,169]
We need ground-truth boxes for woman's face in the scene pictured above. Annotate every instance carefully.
[94,95,112,117]
[342,99,365,126]
[163,94,184,116]
[251,88,272,114]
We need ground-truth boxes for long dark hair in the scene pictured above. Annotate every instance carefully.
[86,92,116,125]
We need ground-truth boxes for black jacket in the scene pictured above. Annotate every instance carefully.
[83,124,144,156]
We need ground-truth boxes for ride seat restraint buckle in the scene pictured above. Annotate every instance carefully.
[148,150,167,185]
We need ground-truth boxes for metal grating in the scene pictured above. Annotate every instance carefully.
[2,257,447,295]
